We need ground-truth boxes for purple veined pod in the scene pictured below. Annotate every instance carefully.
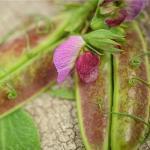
[0,19,58,117]
[111,22,150,150]
[76,53,112,150]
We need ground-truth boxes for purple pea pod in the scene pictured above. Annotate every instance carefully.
[111,23,150,150]
[0,20,58,117]
[76,54,112,150]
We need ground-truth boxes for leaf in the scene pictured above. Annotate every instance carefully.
[85,38,122,53]
[0,109,40,150]
[48,84,75,100]
[84,29,125,41]
[84,29,124,53]
[110,27,125,37]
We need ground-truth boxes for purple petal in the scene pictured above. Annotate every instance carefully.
[53,36,85,83]
[105,9,127,27]
[76,52,100,83]
[125,0,147,21]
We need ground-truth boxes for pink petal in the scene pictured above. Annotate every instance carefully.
[53,36,85,83]
[125,0,147,21]
[76,52,100,83]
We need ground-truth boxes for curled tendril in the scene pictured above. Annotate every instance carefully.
[129,76,150,87]
[0,81,17,101]
[6,83,17,100]
[130,52,150,68]
[130,57,142,68]
[34,15,52,35]
[7,90,17,100]
[24,15,53,59]
[128,77,138,87]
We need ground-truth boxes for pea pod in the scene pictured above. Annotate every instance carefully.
[0,24,58,117]
[76,54,112,150]
[111,23,150,150]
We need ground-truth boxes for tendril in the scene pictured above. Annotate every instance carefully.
[89,98,104,112]
[6,83,17,100]
[128,78,138,87]
[0,69,18,100]
[111,112,149,127]
[128,76,150,87]
[34,15,52,35]
[130,52,150,68]
[111,112,150,144]
[97,98,104,111]
[24,32,35,58]
[142,126,150,145]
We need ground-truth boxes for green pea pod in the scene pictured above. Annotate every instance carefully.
[76,54,112,150]
[111,23,150,150]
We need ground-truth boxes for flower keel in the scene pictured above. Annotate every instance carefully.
[76,52,100,83]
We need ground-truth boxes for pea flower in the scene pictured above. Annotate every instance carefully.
[103,0,147,27]
[53,36,100,83]
[125,0,147,21]
[106,9,128,27]
[76,52,99,83]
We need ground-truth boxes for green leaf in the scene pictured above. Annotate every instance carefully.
[83,29,124,53]
[110,27,125,37]
[48,84,75,100]
[84,29,124,40]
[0,109,40,150]
[85,38,122,53]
